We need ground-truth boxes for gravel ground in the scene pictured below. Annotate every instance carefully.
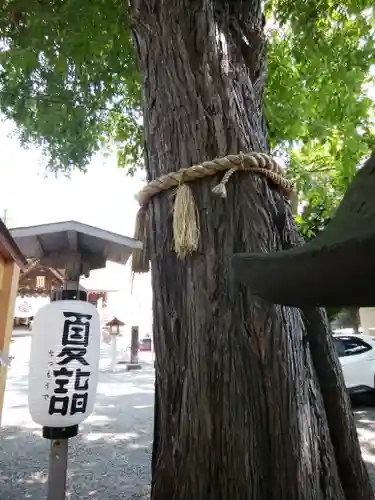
[2,336,375,499]
[354,405,375,487]
[0,336,154,500]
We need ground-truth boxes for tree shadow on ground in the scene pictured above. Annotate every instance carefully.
[0,365,155,500]
[353,397,375,484]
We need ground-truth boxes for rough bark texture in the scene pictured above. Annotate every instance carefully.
[131,1,373,499]
[347,307,361,333]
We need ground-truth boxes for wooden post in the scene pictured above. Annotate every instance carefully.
[109,324,118,372]
[127,325,141,370]
[0,258,20,424]
[130,326,139,364]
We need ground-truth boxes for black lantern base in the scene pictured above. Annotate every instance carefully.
[43,425,79,440]
[51,289,87,302]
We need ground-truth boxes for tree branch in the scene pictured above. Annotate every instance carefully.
[214,0,267,103]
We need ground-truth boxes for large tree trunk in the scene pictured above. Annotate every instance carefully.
[132,1,373,499]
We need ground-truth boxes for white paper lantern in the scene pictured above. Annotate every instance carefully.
[28,300,101,428]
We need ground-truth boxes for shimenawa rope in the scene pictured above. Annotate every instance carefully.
[132,152,294,273]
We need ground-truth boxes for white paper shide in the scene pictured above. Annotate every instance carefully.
[28,300,101,427]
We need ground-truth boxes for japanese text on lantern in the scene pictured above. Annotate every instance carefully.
[45,312,92,416]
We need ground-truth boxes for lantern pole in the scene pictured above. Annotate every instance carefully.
[109,324,118,372]
[45,258,85,500]
[47,438,69,499]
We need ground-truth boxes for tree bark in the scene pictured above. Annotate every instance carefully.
[279,213,374,499]
[131,1,373,499]
[347,307,361,333]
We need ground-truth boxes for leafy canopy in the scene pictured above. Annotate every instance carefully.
[0,0,374,204]
[267,1,374,226]
[0,0,141,173]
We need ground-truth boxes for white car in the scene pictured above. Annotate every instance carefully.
[333,333,375,395]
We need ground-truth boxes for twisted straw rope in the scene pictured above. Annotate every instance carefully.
[136,152,294,206]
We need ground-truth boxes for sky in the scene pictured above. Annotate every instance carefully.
[0,120,144,234]
[0,119,152,328]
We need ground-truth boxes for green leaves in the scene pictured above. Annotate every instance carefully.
[0,0,374,210]
[0,0,139,172]
[265,2,375,227]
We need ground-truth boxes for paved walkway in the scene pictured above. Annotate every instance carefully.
[0,336,154,499]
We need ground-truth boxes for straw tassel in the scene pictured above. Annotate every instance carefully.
[212,167,238,198]
[131,206,150,273]
[173,183,200,258]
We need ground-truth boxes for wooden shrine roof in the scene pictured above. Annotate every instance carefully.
[18,259,64,295]
[20,259,64,281]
